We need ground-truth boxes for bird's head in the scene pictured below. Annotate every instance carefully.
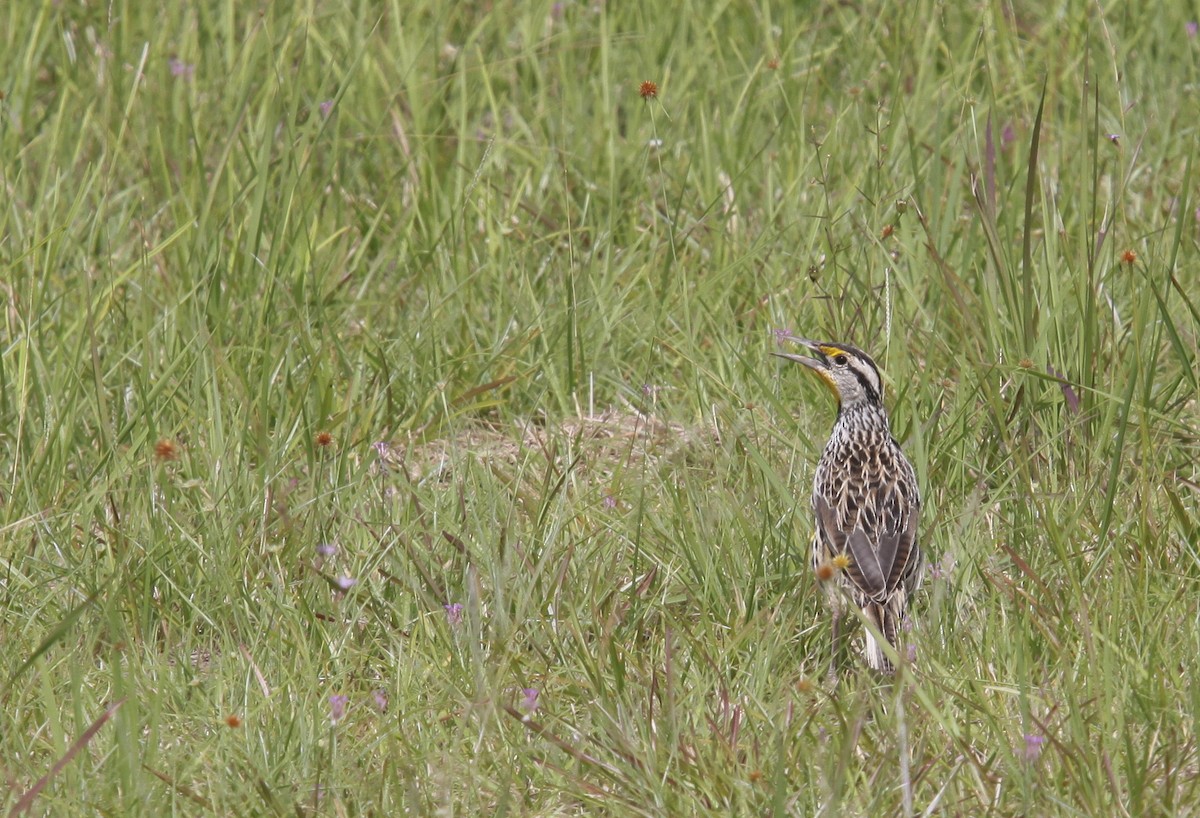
[773,339,884,409]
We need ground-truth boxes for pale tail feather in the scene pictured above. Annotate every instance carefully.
[862,595,907,674]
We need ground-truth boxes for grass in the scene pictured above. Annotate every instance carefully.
[2,0,1199,814]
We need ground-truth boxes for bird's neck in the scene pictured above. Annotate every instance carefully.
[835,401,891,433]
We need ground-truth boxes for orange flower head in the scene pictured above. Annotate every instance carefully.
[1121,249,1136,265]
[315,431,334,448]
[225,714,243,728]
[154,439,179,461]
[815,561,835,581]
[639,80,658,99]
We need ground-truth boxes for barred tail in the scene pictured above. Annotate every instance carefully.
[863,594,908,674]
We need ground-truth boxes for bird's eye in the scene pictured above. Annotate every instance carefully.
[832,354,849,367]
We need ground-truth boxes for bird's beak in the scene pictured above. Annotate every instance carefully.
[772,339,838,394]
[771,338,829,371]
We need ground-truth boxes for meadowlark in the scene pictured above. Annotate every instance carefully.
[775,339,922,674]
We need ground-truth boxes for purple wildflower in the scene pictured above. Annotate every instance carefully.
[372,689,389,712]
[316,543,338,557]
[372,441,392,459]
[1022,733,1045,762]
[603,493,618,509]
[1001,123,1016,147]
[329,694,349,724]
[444,602,464,626]
[334,575,357,591]
[929,551,956,580]
[1047,365,1080,415]
[1188,21,1198,37]
[772,327,795,345]
[319,100,334,118]
[168,58,194,80]
[520,688,540,712]
[906,644,917,663]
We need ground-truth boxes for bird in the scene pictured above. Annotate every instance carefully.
[774,339,922,674]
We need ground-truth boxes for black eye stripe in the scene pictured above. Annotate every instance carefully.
[849,363,881,404]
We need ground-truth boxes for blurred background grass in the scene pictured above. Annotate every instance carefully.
[2,1,1198,814]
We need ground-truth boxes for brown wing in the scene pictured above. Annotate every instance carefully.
[814,495,887,601]
[874,480,920,595]
[815,455,920,601]
[883,497,919,594]
[847,528,887,598]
